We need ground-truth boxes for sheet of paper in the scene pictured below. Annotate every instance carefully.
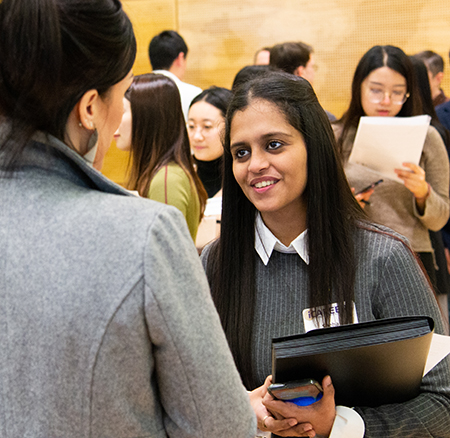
[424,333,450,376]
[348,115,431,183]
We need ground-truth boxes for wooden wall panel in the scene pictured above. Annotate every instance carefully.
[103,0,450,184]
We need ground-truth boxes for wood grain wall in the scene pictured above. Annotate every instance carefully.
[102,0,450,184]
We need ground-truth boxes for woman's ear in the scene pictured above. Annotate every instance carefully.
[64,89,99,156]
[77,89,99,130]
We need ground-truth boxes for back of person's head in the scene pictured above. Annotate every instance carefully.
[269,42,313,74]
[189,86,233,118]
[409,55,450,149]
[126,73,207,210]
[0,0,136,169]
[341,45,421,128]
[414,50,445,76]
[409,56,435,116]
[231,65,275,92]
[148,30,188,71]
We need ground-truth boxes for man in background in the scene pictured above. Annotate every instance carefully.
[149,30,202,120]
[415,50,449,107]
[270,41,335,121]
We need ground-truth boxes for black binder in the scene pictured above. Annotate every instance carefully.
[271,316,434,407]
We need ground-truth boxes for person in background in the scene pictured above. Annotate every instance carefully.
[201,71,450,437]
[0,1,256,436]
[149,30,202,120]
[334,45,450,289]
[415,50,450,107]
[114,73,207,241]
[187,86,232,198]
[270,41,336,121]
[254,47,271,65]
[410,55,450,319]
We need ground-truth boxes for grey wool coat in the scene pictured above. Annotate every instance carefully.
[0,127,256,438]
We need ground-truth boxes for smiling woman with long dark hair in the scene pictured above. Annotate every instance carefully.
[201,71,450,437]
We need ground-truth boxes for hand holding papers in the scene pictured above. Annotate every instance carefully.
[348,115,431,183]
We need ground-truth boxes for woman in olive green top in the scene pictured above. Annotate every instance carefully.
[114,74,207,240]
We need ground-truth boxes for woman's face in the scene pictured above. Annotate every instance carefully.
[94,70,134,166]
[360,66,408,117]
[230,98,308,227]
[114,97,132,151]
[187,101,224,161]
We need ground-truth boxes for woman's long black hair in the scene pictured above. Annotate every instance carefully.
[205,71,366,389]
[0,0,136,170]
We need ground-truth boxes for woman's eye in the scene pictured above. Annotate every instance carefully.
[392,90,404,97]
[234,149,249,159]
[370,88,383,96]
[267,140,282,150]
[203,125,212,130]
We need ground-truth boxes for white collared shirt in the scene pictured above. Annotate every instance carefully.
[255,213,309,265]
[253,213,364,438]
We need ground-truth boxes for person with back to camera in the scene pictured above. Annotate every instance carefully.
[149,30,202,120]
[200,71,450,437]
[269,41,336,122]
[333,45,450,291]
[187,86,233,198]
[114,73,208,241]
[414,50,450,107]
[0,1,256,437]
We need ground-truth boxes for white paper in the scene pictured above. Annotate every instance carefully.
[424,333,450,376]
[348,115,431,183]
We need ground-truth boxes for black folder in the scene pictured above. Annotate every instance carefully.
[271,316,434,407]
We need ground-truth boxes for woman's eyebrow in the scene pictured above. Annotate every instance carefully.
[368,80,406,87]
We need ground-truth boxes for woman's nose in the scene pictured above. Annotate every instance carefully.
[248,150,269,173]
[380,91,391,104]
[193,127,204,140]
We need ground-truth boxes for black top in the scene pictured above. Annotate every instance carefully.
[194,155,222,198]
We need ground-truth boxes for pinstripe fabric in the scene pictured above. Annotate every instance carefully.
[203,223,450,436]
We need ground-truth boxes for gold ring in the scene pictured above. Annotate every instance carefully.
[262,415,270,429]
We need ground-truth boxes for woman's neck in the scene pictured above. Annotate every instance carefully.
[261,209,307,247]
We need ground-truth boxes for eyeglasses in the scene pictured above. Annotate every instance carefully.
[366,87,410,105]
[186,123,218,137]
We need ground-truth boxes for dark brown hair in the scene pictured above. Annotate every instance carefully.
[205,71,365,389]
[0,0,136,170]
[126,74,207,218]
[269,42,313,74]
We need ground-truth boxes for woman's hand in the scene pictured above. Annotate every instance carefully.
[262,376,336,437]
[352,187,374,209]
[395,162,429,213]
[394,162,428,198]
[250,375,314,437]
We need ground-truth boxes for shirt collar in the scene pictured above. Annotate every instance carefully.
[255,213,309,266]
[152,70,181,85]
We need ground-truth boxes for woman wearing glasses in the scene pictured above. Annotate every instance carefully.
[187,86,232,198]
[334,45,449,286]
